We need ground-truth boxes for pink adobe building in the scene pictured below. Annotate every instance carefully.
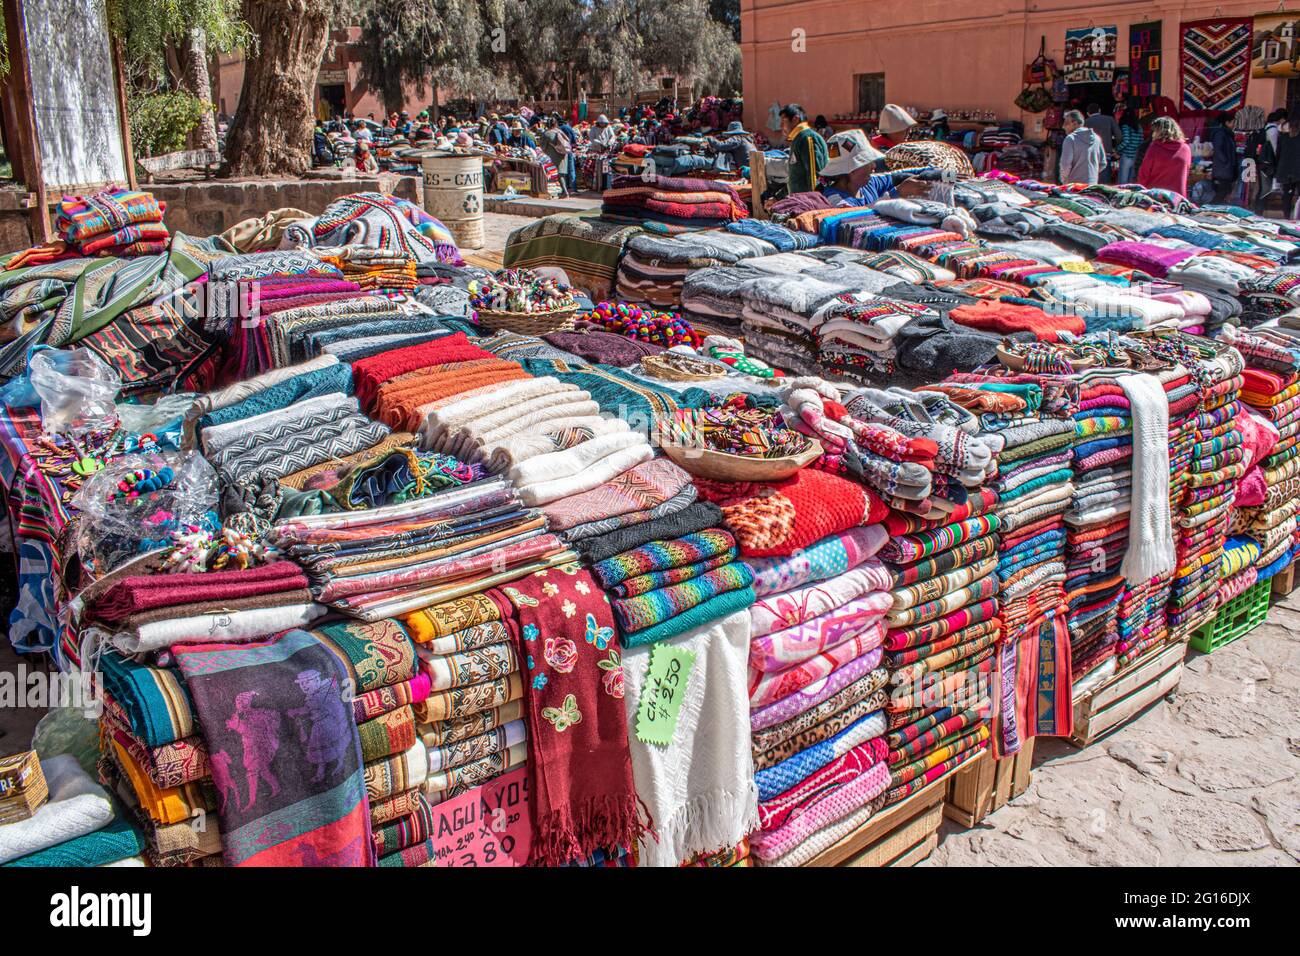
[214,27,437,123]
[740,0,1295,136]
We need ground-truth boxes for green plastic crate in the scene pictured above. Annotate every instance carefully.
[1190,578,1270,654]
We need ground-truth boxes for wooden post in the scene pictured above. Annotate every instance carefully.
[111,36,138,190]
[2,0,50,242]
[748,148,769,219]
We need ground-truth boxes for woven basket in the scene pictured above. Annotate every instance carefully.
[661,438,822,481]
[474,303,580,334]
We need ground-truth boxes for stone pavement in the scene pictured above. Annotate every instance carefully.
[925,590,1300,866]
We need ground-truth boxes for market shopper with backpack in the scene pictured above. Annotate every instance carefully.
[1249,108,1285,213]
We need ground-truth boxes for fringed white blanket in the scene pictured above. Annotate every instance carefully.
[0,755,114,864]
[623,610,759,867]
[1119,373,1175,584]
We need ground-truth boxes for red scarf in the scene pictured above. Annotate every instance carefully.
[492,563,649,865]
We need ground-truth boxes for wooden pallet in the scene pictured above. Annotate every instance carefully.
[943,736,1035,827]
[462,250,504,271]
[1068,641,1186,747]
[803,753,982,867]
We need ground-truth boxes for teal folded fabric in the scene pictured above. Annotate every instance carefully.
[97,651,194,747]
[997,468,1074,503]
[4,813,144,867]
[620,585,757,648]
[199,362,353,430]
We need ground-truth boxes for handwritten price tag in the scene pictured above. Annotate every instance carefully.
[635,643,696,746]
[429,767,532,867]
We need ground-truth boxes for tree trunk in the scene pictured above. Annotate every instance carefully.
[223,0,331,177]
[182,30,218,152]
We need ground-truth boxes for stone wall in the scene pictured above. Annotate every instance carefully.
[0,175,421,255]
[150,174,420,238]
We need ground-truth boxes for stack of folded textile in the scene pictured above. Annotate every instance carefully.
[877,489,999,801]
[1166,341,1247,641]
[353,333,530,432]
[841,386,999,518]
[983,410,1077,679]
[740,526,894,866]
[584,502,754,646]
[200,391,390,486]
[502,213,646,301]
[419,373,610,466]
[735,256,902,378]
[85,562,322,656]
[312,619,431,867]
[1105,372,1177,670]
[1062,376,1133,674]
[602,174,750,230]
[271,473,570,622]
[811,292,935,385]
[1139,361,1201,668]
[94,614,423,866]
[218,259,417,378]
[55,188,170,257]
[782,384,937,510]
[1,755,144,867]
[400,592,526,813]
[319,247,418,297]
[924,374,1075,751]
[1225,328,1300,594]
[617,230,775,307]
[191,357,417,495]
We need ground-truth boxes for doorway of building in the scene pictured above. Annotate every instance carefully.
[319,83,346,120]
[1065,81,1116,118]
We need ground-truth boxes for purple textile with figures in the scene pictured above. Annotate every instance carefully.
[174,629,372,866]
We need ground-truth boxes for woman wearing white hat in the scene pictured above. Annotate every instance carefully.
[819,129,885,200]
[871,104,918,151]
[821,128,938,206]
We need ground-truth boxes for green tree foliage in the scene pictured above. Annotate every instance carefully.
[357,0,514,112]
[127,88,206,156]
[108,0,250,83]
[358,0,741,108]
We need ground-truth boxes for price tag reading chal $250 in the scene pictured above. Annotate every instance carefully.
[635,643,696,746]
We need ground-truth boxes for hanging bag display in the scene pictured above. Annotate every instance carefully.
[1023,38,1058,84]
[1017,37,1057,113]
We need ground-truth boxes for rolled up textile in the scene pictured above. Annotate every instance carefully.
[0,755,115,864]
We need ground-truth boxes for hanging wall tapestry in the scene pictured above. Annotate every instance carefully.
[1180,17,1254,112]
[1065,25,1118,84]
[1129,21,1163,96]
[1252,12,1300,79]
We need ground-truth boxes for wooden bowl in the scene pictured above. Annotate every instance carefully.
[660,437,822,481]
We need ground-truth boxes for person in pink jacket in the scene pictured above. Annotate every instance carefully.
[1138,116,1192,196]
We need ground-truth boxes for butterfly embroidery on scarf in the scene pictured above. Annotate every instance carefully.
[584,613,613,650]
[542,693,581,731]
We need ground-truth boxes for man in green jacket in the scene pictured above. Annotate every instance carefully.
[781,103,828,194]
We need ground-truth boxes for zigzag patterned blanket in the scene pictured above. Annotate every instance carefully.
[1180,18,1253,113]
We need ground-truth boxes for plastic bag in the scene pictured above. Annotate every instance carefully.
[116,393,196,450]
[71,451,219,578]
[28,348,121,437]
